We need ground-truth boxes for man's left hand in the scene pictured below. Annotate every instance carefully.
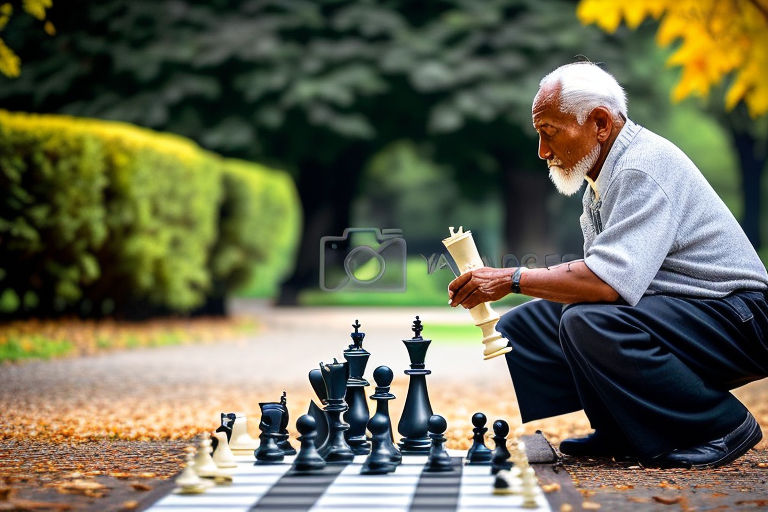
[447,267,514,309]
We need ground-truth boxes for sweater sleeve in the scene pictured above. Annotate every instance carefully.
[584,169,679,306]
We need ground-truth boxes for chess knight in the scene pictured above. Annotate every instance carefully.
[447,62,768,469]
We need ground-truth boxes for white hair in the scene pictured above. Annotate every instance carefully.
[536,62,627,125]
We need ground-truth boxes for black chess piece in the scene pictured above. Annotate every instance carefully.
[361,414,398,475]
[491,419,512,474]
[276,391,297,455]
[291,414,327,473]
[369,365,401,464]
[308,368,330,448]
[254,408,284,464]
[343,320,371,455]
[466,412,493,465]
[318,359,355,463]
[397,316,434,454]
[213,412,236,453]
[424,414,453,472]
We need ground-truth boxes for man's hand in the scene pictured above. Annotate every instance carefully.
[447,267,514,309]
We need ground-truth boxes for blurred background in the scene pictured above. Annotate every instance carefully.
[1,0,767,327]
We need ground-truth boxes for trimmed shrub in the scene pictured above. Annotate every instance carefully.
[208,159,301,300]
[0,110,299,317]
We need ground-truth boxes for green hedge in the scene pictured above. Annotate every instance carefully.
[0,110,300,316]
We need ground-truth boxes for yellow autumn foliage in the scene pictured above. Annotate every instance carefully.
[0,0,54,78]
[577,0,768,117]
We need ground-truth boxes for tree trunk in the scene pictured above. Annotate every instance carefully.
[729,129,765,249]
[277,146,369,305]
[502,168,554,266]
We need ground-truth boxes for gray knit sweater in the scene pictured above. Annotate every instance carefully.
[581,119,768,306]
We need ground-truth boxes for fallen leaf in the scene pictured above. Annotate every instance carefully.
[120,500,139,511]
[559,505,573,512]
[614,484,633,490]
[653,495,682,505]
[541,483,560,493]
[628,497,651,503]
[735,500,768,506]
[582,501,601,510]
[130,482,152,491]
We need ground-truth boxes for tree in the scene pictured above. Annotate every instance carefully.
[577,0,768,248]
[0,0,54,77]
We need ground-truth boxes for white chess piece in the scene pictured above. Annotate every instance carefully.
[229,412,259,454]
[442,226,512,359]
[212,431,238,469]
[174,452,211,494]
[520,466,539,508]
[194,438,225,478]
[492,469,519,495]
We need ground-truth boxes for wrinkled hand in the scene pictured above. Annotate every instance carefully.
[447,267,513,309]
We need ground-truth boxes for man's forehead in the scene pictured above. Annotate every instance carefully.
[532,85,560,122]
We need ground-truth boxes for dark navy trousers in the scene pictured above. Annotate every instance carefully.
[496,291,768,457]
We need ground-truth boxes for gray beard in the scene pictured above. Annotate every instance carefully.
[548,144,601,196]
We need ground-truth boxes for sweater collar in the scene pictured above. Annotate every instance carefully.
[588,118,641,201]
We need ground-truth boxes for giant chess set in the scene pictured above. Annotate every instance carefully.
[145,317,553,512]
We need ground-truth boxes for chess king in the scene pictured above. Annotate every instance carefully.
[447,61,768,469]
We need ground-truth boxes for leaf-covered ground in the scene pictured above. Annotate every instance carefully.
[0,305,766,511]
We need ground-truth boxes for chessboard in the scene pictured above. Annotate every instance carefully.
[146,451,552,512]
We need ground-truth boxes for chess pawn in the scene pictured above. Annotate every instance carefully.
[255,408,285,464]
[361,414,398,475]
[398,316,434,454]
[291,415,326,473]
[175,452,211,494]
[442,226,511,360]
[194,438,223,478]
[466,412,492,465]
[369,366,401,464]
[318,359,355,463]
[520,467,539,509]
[228,412,259,455]
[343,320,372,455]
[491,419,512,475]
[424,415,453,472]
[513,440,531,471]
[211,431,237,469]
[492,469,518,495]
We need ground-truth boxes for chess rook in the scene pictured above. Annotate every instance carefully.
[442,226,512,360]
[318,359,355,463]
[291,414,326,473]
[343,320,372,455]
[466,412,493,465]
[397,316,434,454]
[369,365,402,464]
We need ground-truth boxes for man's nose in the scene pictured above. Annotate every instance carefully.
[538,138,552,160]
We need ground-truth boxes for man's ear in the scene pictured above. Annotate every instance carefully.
[591,107,613,143]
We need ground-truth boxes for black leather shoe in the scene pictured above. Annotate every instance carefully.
[647,412,762,469]
[559,431,636,457]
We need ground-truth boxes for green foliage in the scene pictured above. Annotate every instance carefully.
[0,335,74,361]
[211,159,301,297]
[0,110,299,316]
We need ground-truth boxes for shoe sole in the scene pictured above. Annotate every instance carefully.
[690,415,763,469]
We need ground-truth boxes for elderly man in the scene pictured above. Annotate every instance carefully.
[448,62,768,468]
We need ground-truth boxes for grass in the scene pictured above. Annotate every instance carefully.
[0,317,258,362]
[0,336,75,361]
[418,323,494,344]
